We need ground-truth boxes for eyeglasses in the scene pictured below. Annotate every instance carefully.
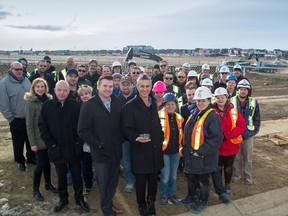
[160,65,167,67]
[78,69,86,72]
[164,77,173,80]
[177,76,186,79]
[13,68,23,71]
[132,72,140,75]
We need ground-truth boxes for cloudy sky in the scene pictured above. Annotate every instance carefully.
[0,0,287,51]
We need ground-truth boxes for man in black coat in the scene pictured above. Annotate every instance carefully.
[39,80,89,213]
[122,74,164,216]
[78,75,122,216]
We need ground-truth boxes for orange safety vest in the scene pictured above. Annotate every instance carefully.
[229,108,243,144]
[185,108,213,150]
[158,110,184,152]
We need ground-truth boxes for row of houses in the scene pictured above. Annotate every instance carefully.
[1,47,288,59]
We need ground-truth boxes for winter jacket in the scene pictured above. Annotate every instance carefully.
[29,72,56,95]
[122,95,164,174]
[183,107,223,174]
[212,103,246,156]
[39,97,83,163]
[0,71,31,123]
[78,94,122,164]
[24,93,52,150]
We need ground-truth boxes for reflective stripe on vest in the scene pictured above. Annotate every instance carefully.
[230,96,256,131]
[229,108,243,144]
[177,96,183,114]
[158,110,184,151]
[186,108,213,150]
[172,85,179,96]
[61,69,67,80]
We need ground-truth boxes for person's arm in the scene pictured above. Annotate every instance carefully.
[0,81,14,123]
[25,101,37,148]
[253,100,261,135]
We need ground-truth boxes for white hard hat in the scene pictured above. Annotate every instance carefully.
[128,59,137,66]
[219,66,230,73]
[112,61,122,67]
[194,86,212,100]
[201,78,213,87]
[202,63,210,70]
[139,66,144,72]
[237,79,251,89]
[187,70,198,77]
[233,64,242,70]
[214,87,228,96]
[182,63,191,69]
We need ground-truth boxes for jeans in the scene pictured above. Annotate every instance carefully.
[211,167,226,196]
[160,153,180,197]
[95,162,120,216]
[122,140,135,185]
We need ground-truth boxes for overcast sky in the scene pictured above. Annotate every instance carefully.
[0,0,287,51]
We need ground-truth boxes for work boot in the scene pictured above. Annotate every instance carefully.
[33,188,44,201]
[189,200,208,214]
[219,193,230,203]
[138,203,148,216]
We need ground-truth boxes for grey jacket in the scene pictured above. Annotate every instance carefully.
[0,72,31,123]
[24,93,52,149]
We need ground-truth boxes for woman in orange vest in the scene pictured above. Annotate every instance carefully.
[158,93,184,206]
[212,87,246,193]
[182,86,223,214]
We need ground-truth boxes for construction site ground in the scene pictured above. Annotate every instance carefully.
[0,71,288,215]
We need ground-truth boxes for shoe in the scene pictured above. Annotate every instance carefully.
[181,196,194,205]
[53,200,68,212]
[245,178,254,185]
[18,163,26,171]
[83,187,91,195]
[45,183,58,193]
[225,184,231,194]
[138,204,148,216]
[168,195,181,205]
[33,189,44,201]
[67,176,73,186]
[232,176,241,183]
[112,205,123,214]
[147,199,156,216]
[219,193,230,204]
[76,199,90,212]
[160,196,168,205]
[189,201,208,214]
[124,184,133,193]
[27,159,37,165]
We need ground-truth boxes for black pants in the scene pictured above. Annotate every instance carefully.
[9,118,35,164]
[134,172,158,205]
[186,173,210,202]
[211,167,226,195]
[54,160,83,202]
[81,152,93,189]
[94,162,120,216]
[34,149,52,187]
[218,154,236,184]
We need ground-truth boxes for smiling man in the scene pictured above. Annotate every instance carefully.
[78,75,123,216]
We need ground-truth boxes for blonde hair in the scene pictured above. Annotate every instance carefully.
[77,85,93,95]
[31,78,49,95]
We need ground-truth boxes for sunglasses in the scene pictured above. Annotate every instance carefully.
[13,68,23,71]
[78,69,86,72]
[178,76,186,79]
[160,65,167,67]
[132,72,140,74]
[164,77,173,80]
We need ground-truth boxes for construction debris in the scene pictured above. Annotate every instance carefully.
[268,131,288,145]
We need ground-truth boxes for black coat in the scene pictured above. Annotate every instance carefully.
[77,94,122,163]
[39,97,83,163]
[29,72,56,95]
[183,107,223,174]
[122,95,164,174]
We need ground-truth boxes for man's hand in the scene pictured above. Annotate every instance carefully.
[31,146,38,152]
[136,137,151,143]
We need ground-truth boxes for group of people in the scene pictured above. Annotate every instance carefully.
[0,57,261,216]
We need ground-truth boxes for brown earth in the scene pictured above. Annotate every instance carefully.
[0,71,288,216]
